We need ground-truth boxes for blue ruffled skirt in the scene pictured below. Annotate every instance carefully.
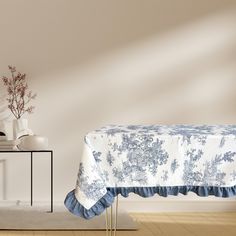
[64,186,236,219]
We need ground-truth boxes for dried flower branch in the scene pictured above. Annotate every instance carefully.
[1,66,37,119]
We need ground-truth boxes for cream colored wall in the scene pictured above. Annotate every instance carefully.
[0,0,236,209]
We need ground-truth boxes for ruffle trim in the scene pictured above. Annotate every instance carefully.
[64,190,114,219]
[64,185,236,219]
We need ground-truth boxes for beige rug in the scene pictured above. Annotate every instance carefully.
[0,206,137,230]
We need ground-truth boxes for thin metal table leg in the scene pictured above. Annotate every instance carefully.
[105,195,119,236]
[114,195,118,236]
[50,151,53,213]
[30,152,33,206]
[110,203,113,236]
[105,208,109,236]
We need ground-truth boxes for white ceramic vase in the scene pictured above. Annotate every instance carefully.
[13,118,33,139]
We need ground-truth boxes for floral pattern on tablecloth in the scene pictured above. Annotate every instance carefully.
[74,125,236,209]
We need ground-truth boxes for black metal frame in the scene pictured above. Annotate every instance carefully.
[0,150,53,213]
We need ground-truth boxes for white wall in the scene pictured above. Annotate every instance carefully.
[0,0,236,210]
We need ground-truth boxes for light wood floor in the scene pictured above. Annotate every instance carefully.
[1,212,236,236]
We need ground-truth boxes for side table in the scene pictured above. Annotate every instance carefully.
[0,150,53,213]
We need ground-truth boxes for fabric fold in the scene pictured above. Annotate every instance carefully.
[64,189,114,219]
[64,185,236,219]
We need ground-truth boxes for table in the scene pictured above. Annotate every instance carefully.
[0,150,53,213]
[65,125,236,234]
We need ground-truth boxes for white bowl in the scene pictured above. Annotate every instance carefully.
[18,135,49,150]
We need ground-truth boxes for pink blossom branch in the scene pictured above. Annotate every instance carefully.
[1,66,36,119]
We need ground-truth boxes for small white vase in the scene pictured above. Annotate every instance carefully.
[13,118,33,139]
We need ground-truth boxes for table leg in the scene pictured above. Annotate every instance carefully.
[114,195,118,236]
[50,151,53,213]
[110,202,113,235]
[30,152,33,206]
[105,195,119,236]
[105,208,109,236]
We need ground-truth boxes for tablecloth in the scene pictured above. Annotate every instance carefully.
[65,125,236,219]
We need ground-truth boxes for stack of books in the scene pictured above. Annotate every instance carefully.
[0,135,19,151]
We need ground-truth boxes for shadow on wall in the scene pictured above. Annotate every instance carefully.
[37,8,236,139]
[0,93,12,139]
[0,94,10,122]
[1,0,236,78]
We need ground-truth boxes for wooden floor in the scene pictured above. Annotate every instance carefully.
[1,212,236,236]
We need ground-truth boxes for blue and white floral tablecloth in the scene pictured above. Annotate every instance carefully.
[65,125,236,219]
